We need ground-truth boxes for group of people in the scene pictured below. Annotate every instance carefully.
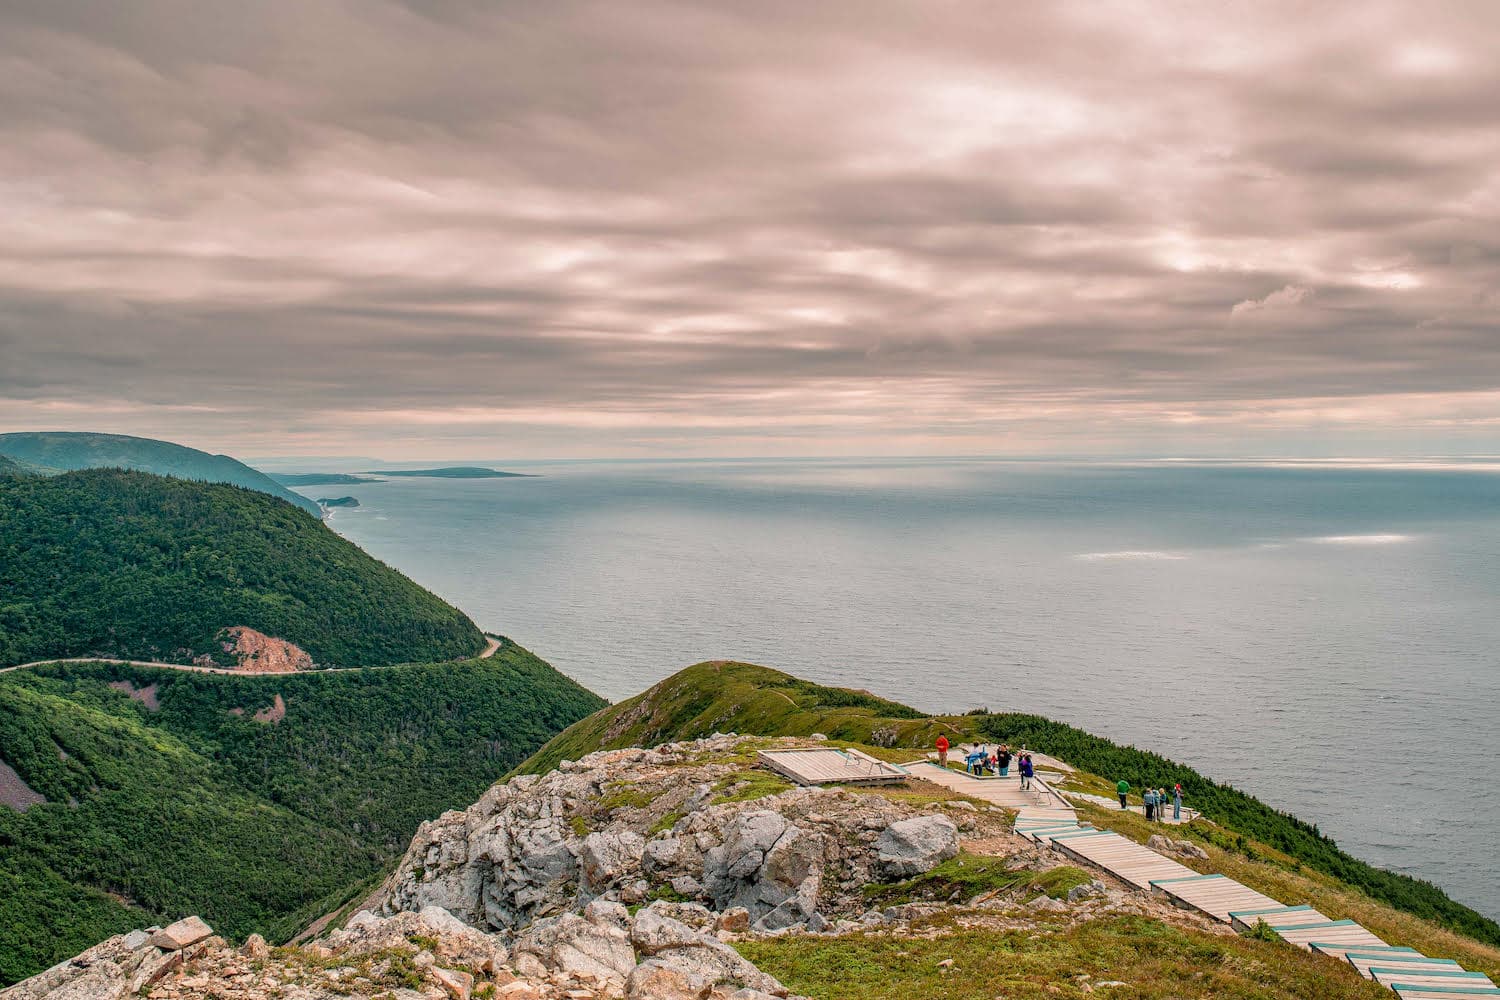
[943,739,1035,789]
[1115,779,1184,821]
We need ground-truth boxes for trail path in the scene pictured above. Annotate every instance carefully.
[0,634,503,676]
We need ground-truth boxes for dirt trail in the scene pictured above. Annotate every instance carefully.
[0,634,504,677]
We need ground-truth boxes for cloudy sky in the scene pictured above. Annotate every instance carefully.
[2,1,1498,460]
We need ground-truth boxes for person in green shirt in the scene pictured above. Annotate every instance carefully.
[1117,779,1130,809]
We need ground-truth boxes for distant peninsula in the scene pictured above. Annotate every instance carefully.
[317,496,360,508]
[372,466,533,479]
[270,466,532,485]
[271,473,381,486]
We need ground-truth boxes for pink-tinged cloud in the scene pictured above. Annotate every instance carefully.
[0,1,1498,459]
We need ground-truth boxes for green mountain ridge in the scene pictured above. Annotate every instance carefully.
[0,468,488,668]
[0,645,605,984]
[0,431,322,516]
[519,660,1500,949]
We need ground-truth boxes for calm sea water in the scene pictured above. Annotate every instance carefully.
[293,460,1500,919]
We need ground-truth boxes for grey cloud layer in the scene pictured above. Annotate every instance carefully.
[2,0,1498,456]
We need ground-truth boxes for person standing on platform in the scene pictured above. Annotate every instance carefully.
[1117,778,1130,809]
[936,735,949,767]
[997,745,1012,777]
[1173,783,1183,821]
[1144,787,1157,821]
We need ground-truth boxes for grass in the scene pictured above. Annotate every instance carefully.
[513,661,970,776]
[597,783,660,812]
[711,770,794,805]
[736,914,1395,1000]
[861,853,1094,908]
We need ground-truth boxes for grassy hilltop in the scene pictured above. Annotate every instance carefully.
[0,643,604,984]
[0,468,487,668]
[520,660,1500,955]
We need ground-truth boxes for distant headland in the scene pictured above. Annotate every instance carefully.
[271,466,534,486]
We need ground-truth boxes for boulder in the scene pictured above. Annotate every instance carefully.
[513,910,637,986]
[581,831,647,893]
[630,906,787,997]
[241,933,270,959]
[625,959,715,1000]
[876,815,958,876]
[1067,881,1108,903]
[715,907,750,933]
[432,965,475,999]
[149,916,213,951]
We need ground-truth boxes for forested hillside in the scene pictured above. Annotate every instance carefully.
[0,431,321,515]
[0,643,605,984]
[0,469,486,667]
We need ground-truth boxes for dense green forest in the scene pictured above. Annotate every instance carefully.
[523,660,1500,949]
[0,469,487,667]
[0,430,320,514]
[0,643,605,984]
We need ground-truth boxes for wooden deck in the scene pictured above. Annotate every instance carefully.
[756,747,908,786]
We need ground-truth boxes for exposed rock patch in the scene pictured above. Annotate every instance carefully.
[212,626,313,673]
[0,758,47,812]
[107,680,160,711]
[252,692,287,724]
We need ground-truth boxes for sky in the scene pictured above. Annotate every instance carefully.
[1,1,1498,461]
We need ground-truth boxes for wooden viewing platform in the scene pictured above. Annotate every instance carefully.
[1005,783,1495,996]
[756,747,909,786]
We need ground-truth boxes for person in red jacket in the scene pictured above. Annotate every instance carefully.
[936,735,950,766]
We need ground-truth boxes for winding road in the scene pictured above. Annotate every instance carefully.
[0,634,504,676]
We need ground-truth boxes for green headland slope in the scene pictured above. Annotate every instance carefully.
[0,431,321,515]
[0,468,487,668]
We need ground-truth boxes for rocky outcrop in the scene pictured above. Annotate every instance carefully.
[1147,834,1210,860]
[212,626,313,673]
[378,736,989,938]
[0,917,216,1000]
[7,736,1024,1000]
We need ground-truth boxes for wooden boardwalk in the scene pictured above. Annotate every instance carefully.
[757,747,907,786]
[1014,798,1495,996]
[911,761,1073,812]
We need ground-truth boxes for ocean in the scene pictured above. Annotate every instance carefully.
[292,458,1500,920]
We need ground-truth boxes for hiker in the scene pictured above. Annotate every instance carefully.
[936,735,949,766]
[1173,783,1183,821]
[1158,789,1169,822]
[1144,787,1156,820]
[1019,753,1034,790]
[1117,778,1130,809]
[997,745,1012,777]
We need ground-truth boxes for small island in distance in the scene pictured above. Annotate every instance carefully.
[271,466,534,486]
[317,496,360,508]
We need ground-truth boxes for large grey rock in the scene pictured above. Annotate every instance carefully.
[626,959,714,1000]
[513,908,637,986]
[630,906,787,997]
[876,815,958,877]
[580,831,646,893]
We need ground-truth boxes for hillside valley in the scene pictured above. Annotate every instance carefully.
[0,644,603,983]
